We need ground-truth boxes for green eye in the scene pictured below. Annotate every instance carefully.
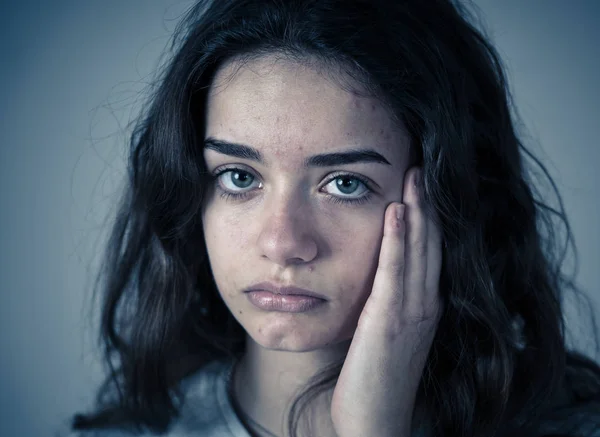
[228,170,254,188]
[323,175,369,198]
[334,177,361,194]
[211,167,375,206]
[217,169,259,191]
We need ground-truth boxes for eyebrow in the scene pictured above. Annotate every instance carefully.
[203,137,392,167]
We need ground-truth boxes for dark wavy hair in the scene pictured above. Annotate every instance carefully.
[71,0,600,436]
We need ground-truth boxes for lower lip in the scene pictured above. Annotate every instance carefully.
[246,291,326,313]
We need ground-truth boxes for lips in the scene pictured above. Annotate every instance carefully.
[243,281,328,313]
[243,281,328,300]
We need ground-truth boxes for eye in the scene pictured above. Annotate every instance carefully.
[210,167,375,206]
[216,168,262,192]
[321,174,370,198]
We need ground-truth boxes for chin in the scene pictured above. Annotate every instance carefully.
[248,321,343,352]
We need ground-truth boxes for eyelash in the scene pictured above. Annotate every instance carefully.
[210,166,375,206]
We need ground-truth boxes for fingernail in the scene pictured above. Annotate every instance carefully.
[396,204,405,221]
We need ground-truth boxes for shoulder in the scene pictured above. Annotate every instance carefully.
[512,404,600,437]
[54,419,140,437]
[59,359,248,437]
[532,404,600,436]
[517,383,600,436]
[533,353,600,436]
[170,357,250,436]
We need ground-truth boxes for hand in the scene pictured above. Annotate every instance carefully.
[330,167,443,437]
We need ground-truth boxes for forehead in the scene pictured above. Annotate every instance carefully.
[204,54,410,166]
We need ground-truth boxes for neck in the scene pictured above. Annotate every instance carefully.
[232,335,350,437]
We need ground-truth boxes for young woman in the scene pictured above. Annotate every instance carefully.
[68,0,600,436]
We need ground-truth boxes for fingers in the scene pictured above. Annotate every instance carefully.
[406,167,443,321]
[370,166,443,323]
[403,168,428,315]
[370,201,406,308]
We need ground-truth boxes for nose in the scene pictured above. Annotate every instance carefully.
[256,194,318,266]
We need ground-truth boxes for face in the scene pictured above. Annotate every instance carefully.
[201,54,412,352]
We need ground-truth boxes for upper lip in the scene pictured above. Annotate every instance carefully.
[244,281,327,300]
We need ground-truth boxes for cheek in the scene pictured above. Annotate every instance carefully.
[203,203,252,249]
[328,215,384,293]
[327,207,384,256]
[343,234,382,288]
[204,198,385,278]
[202,205,253,293]
[329,224,383,339]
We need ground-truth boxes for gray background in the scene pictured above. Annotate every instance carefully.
[1,1,598,436]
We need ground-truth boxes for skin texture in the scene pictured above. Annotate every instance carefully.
[201,54,443,437]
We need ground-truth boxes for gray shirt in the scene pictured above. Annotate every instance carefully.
[61,360,251,437]
[58,359,600,437]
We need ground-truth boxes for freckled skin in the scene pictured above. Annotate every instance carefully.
[201,54,412,352]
